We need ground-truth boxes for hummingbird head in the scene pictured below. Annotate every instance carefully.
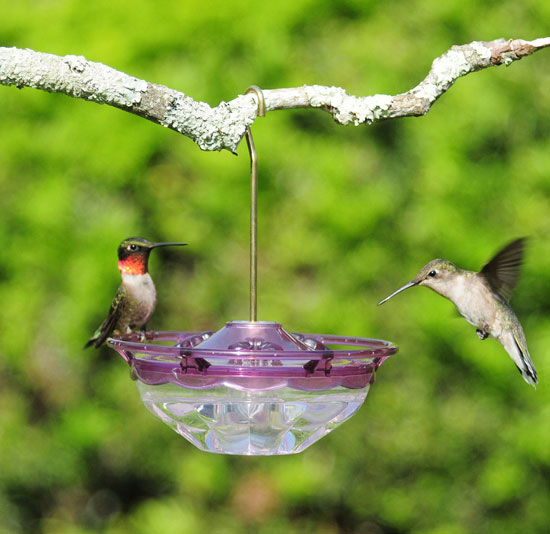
[378,259,459,305]
[117,237,188,275]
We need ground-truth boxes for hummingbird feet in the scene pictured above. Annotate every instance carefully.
[137,329,156,342]
[476,327,490,340]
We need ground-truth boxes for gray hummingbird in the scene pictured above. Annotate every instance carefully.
[85,237,187,348]
[378,238,537,387]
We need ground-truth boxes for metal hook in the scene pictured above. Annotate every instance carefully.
[243,85,265,322]
[246,84,266,117]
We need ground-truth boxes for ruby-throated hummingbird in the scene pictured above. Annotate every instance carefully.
[378,238,537,387]
[85,237,187,348]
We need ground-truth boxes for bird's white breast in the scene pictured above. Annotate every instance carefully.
[121,273,157,325]
[445,274,495,330]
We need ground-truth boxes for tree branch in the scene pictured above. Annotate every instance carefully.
[0,38,549,153]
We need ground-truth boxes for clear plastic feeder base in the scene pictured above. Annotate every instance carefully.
[136,379,368,455]
[109,321,396,455]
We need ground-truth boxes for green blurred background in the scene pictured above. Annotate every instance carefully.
[0,1,549,533]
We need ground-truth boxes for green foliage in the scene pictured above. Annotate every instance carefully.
[0,1,549,533]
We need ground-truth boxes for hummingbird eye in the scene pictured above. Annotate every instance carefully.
[428,270,437,278]
[128,244,138,251]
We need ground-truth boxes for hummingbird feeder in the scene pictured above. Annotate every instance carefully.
[108,86,397,455]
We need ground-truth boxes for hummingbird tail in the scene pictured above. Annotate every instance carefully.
[510,332,538,388]
[84,337,99,349]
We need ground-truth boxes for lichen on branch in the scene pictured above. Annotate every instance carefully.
[0,38,548,152]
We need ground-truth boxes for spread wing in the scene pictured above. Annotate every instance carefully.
[480,238,526,302]
[84,286,127,348]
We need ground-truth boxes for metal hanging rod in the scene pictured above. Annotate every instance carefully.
[244,85,266,322]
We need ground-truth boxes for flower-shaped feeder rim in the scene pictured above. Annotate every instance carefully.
[109,320,397,455]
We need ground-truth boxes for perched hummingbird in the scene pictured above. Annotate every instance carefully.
[378,238,537,387]
[85,237,187,348]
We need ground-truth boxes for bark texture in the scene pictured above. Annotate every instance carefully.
[0,38,548,152]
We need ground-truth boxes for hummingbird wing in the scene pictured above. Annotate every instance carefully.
[479,238,525,302]
[84,286,127,348]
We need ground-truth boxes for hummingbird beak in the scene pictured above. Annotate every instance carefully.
[377,281,417,306]
[149,242,188,249]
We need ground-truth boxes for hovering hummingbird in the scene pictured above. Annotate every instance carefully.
[85,237,187,348]
[378,238,537,387]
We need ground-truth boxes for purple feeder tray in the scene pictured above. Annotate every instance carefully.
[109,320,397,455]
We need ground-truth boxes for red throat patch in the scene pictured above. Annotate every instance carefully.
[118,255,148,275]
